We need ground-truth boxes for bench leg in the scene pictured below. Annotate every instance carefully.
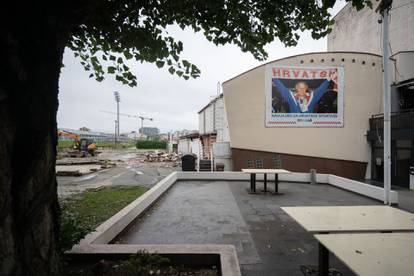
[318,242,329,276]
[250,173,254,192]
[263,173,267,192]
[252,173,256,193]
[274,173,278,194]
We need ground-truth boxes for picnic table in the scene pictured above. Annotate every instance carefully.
[281,205,414,276]
[242,169,290,194]
[314,233,414,276]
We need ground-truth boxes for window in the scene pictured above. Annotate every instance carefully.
[255,159,263,169]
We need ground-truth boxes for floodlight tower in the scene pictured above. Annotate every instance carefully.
[114,91,121,144]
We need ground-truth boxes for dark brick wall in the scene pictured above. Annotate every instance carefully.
[232,148,367,181]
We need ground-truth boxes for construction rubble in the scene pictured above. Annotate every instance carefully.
[56,149,182,177]
[143,151,181,166]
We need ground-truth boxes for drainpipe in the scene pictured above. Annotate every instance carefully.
[210,147,214,172]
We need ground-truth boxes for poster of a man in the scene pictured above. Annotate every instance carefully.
[265,66,344,127]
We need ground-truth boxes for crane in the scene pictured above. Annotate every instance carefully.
[138,116,153,130]
[100,110,154,133]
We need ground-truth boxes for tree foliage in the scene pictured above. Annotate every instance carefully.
[68,0,372,87]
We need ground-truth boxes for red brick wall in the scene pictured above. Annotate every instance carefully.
[232,148,367,181]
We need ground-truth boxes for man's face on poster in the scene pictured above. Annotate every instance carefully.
[294,81,308,96]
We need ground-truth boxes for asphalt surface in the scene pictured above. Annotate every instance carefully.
[115,180,382,276]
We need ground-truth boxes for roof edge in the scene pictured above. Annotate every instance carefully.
[222,51,382,85]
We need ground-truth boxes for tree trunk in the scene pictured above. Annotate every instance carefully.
[0,17,67,275]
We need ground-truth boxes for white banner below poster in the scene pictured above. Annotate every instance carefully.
[265,66,344,127]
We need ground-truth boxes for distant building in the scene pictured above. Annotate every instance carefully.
[127,131,140,140]
[159,133,169,141]
[58,128,130,141]
[139,127,160,138]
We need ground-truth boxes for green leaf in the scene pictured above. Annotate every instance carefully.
[124,52,133,60]
[182,60,190,67]
[155,61,165,68]
[107,66,116,74]
[168,67,175,75]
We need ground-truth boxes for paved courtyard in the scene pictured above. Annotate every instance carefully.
[115,180,383,275]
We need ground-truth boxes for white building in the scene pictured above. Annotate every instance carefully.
[198,93,232,170]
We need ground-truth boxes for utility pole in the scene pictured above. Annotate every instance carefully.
[114,91,121,146]
[376,0,392,204]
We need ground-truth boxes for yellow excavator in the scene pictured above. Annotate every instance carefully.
[58,130,97,157]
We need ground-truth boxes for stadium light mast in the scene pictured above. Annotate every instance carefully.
[376,0,392,204]
[114,91,121,145]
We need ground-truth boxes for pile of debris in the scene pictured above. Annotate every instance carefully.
[144,152,181,165]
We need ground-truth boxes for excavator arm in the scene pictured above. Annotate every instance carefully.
[58,130,80,142]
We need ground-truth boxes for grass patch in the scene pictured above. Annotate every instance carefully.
[58,140,75,149]
[60,186,149,230]
[136,140,167,149]
[57,140,136,149]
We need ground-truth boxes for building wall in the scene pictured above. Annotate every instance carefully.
[223,52,383,177]
[232,148,367,180]
[328,1,414,55]
[198,95,229,140]
[393,52,414,83]
[198,95,231,163]
[177,139,190,155]
[199,100,215,134]
[198,112,205,135]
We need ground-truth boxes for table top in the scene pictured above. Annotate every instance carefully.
[241,169,291,174]
[281,205,414,233]
[315,232,414,276]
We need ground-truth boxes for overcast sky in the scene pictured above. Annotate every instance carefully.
[57,1,346,134]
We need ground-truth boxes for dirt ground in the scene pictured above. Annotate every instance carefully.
[57,149,181,198]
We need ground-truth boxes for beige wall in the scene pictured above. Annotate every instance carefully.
[223,52,383,163]
[328,1,414,55]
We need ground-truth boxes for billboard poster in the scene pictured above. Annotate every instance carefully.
[265,66,344,127]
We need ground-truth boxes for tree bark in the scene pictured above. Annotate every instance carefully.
[0,16,68,275]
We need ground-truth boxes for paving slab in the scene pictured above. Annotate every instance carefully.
[112,179,387,275]
[227,181,379,275]
[115,181,261,265]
